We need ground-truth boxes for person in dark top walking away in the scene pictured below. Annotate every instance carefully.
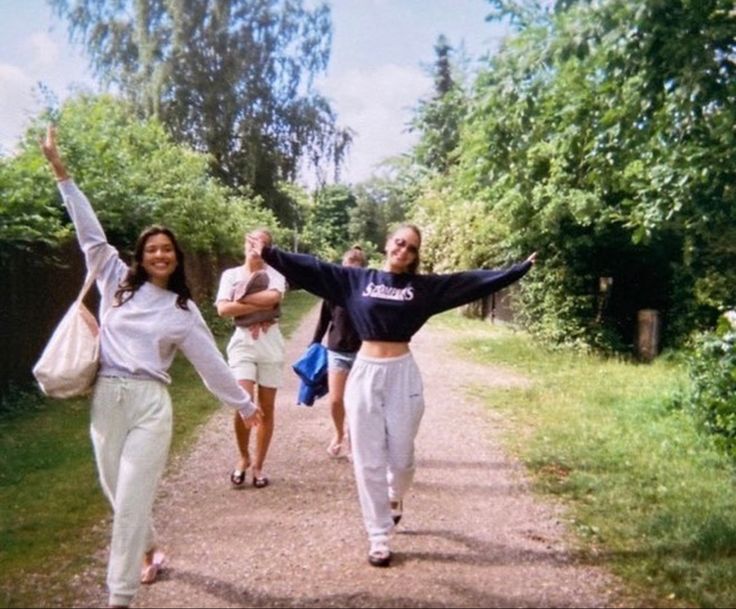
[311,245,367,460]
[248,224,537,568]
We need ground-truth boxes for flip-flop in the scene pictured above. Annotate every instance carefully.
[230,469,246,486]
[140,551,166,584]
[252,475,269,488]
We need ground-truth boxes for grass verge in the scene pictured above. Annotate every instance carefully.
[433,313,736,608]
[0,289,318,608]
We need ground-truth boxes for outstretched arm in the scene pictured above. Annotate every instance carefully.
[179,305,262,427]
[247,236,353,305]
[428,253,537,315]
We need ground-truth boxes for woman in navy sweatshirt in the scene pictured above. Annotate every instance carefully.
[248,224,536,567]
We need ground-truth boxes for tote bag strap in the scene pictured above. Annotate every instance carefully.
[74,249,107,306]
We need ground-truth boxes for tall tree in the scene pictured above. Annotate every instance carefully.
[49,0,352,222]
[411,0,736,349]
[410,35,467,174]
[300,184,357,260]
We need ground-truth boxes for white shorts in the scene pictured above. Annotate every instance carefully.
[226,325,285,388]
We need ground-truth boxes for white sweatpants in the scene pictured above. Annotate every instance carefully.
[91,377,173,608]
[345,352,425,544]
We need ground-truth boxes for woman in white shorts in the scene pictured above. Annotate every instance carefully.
[216,229,286,489]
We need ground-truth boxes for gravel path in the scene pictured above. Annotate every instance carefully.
[75,306,620,608]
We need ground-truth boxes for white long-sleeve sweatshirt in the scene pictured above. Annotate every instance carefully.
[57,179,255,416]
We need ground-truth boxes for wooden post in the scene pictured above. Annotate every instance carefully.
[637,309,660,362]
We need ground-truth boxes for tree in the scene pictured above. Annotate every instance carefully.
[1,94,275,257]
[348,169,415,254]
[300,184,357,261]
[49,0,352,222]
[411,0,736,350]
[410,35,468,175]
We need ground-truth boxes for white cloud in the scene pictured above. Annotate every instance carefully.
[318,62,432,183]
[27,32,61,71]
[0,63,38,154]
[0,26,92,155]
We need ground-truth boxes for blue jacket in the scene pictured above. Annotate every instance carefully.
[292,343,328,406]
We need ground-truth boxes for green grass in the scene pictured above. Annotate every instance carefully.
[433,313,736,608]
[0,289,318,608]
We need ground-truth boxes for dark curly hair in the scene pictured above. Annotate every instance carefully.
[114,225,192,310]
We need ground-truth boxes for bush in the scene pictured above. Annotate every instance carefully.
[3,94,278,260]
[684,311,736,456]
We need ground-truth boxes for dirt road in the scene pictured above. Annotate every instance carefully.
[75,307,619,608]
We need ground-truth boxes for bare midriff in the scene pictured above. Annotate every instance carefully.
[359,340,411,359]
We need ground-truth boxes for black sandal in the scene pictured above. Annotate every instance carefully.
[252,475,269,488]
[230,469,246,486]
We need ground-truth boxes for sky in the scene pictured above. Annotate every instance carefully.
[0,0,509,184]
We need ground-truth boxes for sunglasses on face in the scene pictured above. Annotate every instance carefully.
[393,237,419,255]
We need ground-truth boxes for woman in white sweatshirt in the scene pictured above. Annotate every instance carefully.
[41,126,262,609]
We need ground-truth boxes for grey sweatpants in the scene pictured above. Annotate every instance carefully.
[345,352,425,544]
[91,377,173,608]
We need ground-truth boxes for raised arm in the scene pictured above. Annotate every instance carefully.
[40,125,126,285]
[427,253,537,315]
[40,125,70,182]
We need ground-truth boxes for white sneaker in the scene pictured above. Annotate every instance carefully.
[368,540,391,567]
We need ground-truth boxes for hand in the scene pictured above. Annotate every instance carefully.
[239,406,263,429]
[246,234,266,259]
[39,124,69,181]
[526,251,538,265]
[40,124,61,163]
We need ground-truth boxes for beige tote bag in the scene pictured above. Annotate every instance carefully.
[33,259,103,399]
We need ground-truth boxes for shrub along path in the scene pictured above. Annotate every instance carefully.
[73,307,622,608]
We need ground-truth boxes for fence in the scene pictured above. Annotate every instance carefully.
[462,288,516,324]
[0,241,232,396]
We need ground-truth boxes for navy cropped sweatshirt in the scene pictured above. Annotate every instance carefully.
[262,247,532,343]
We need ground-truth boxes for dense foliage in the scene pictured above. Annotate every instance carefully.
[410,0,736,350]
[0,94,276,259]
[298,184,356,261]
[683,312,736,457]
